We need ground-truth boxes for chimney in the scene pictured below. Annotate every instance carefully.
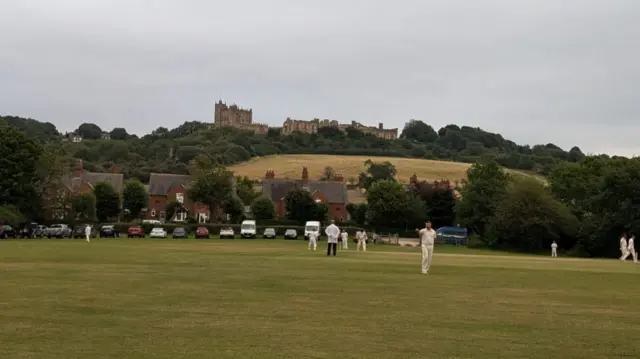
[301,166,309,184]
[74,159,83,178]
[410,174,418,185]
[265,170,275,179]
[378,123,383,130]
[110,164,120,174]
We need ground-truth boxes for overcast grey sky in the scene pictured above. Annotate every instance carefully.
[1,1,639,156]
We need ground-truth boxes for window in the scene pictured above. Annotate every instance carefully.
[150,209,156,217]
[176,193,184,204]
[175,211,187,222]
[160,211,166,220]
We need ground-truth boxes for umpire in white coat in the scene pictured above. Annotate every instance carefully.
[325,220,340,256]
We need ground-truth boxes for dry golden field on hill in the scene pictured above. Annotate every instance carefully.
[229,154,539,183]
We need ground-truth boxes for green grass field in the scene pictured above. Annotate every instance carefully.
[1,239,638,358]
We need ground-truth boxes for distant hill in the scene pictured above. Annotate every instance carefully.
[2,116,592,183]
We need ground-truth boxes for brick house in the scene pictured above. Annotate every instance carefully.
[260,167,349,221]
[146,173,213,223]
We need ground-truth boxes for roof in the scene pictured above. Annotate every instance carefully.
[261,179,348,204]
[62,171,124,193]
[147,173,190,196]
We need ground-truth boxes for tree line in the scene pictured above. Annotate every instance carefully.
[1,116,598,184]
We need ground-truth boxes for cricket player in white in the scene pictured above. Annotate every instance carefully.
[417,221,436,274]
[325,220,340,256]
[551,241,558,257]
[620,233,629,260]
[356,231,367,252]
[341,230,348,250]
[308,231,318,251]
[85,225,91,243]
[625,233,637,263]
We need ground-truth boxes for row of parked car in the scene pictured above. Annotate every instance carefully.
[0,223,120,239]
[0,223,303,240]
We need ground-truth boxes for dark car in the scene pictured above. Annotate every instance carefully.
[72,224,96,239]
[263,228,276,239]
[127,226,145,238]
[284,229,298,240]
[99,225,119,238]
[172,227,188,239]
[0,225,16,239]
[195,227,210,239]
[19,222,41,238]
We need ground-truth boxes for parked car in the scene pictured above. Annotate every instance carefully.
[195,227,210,239]
[220,227,234,239]
[99,225,120,238]
[72,224,96,239]
[44,224,72,238]
[172,227,188,239]
[263,228,276,239]
[19,222,40,238]
[142,219,162,225]
[127,225,145,238]
[149,227,167,238]
[0,225,16,239]
[284,229,298,240]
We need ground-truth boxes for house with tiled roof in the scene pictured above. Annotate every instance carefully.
[62,159,124,195]
[146,173,209,223]
[261,167,349,221]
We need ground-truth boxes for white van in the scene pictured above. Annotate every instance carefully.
[304,221,321,241]
[240,220,257,239]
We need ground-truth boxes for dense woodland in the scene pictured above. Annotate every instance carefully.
[1,115,637,258]
[0,115,596,183]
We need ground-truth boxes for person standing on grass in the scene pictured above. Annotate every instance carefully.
[325,220,340,256]
[416,221,436,274]
[551,241,558,257]
[357,231,367,252]
[308,231,318,251]
[85,225,91,243]
[620,233,629,260]
[625,233,637,263]
[341,230,348,250]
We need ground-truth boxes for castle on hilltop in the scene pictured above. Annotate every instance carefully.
[213,101,269,135]
[213,100,398,140]
[282,118,398,140]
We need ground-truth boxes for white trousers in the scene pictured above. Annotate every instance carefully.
[551,248,557,257]
[421,245,434,274]
[357,239,366,252]
[85,233,90,242]
[621,247,630,260]
[628,248,637,263]
[308,238,317,250]
[342,238,348,249]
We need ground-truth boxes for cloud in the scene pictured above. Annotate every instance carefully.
[1,0,639,156]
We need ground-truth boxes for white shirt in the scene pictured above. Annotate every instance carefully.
[325,224,340,243]
[419,228,436,246]
[85,226,91,235]
[551,243,558,249]
[341,231,348,240]
[629,238,635,250]
[621,237,628,249]
[308,232,318,241]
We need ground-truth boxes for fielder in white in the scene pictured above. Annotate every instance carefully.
[85,225,91,243]
[308,231,318,251]
[417,221,436,274]
[325,220,340,256]
[623,233,638,263]
[551,241,558,257]
[356,231,367,252]
[620,233,629,260]
[341,230,348,250]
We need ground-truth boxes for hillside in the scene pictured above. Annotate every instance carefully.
[3,116,590,183]
[231,154,473,183]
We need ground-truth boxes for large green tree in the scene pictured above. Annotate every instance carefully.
[485,178,579,252]
[94,182,120,221]
[70,193,96,221]
[284,188,326,222]
[0,126,44,218]
[251,197,276,220]
[366,180,425,229]
[122,180,148,219]
[358,160,397,189]
[455,160,509,240]
[187,165,235,221]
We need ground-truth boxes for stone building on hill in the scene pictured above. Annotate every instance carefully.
[281,117,397,140]
[213,100,269,135]
[261,167,349,221]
